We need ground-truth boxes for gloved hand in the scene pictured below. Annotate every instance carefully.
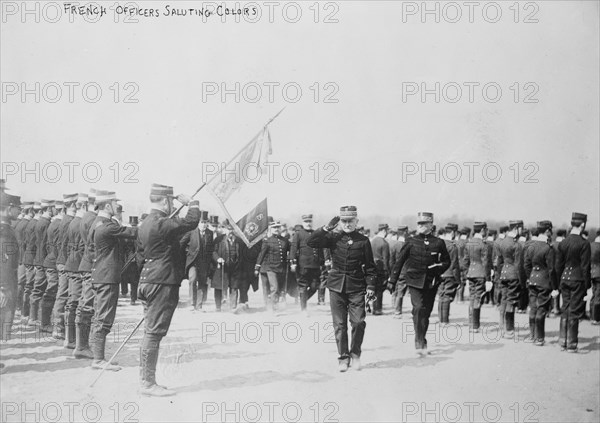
[217,258,225,264]
[366,288,376,302]
[325,216,340,231]
[485,281,493,292]
[290,264,297,273]
[176,194,192,205]
[386,280,396,293]
[254,264,261,277]
[551,290,559,298]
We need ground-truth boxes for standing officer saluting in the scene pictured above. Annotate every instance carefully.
[388,212,450,357]
[137,184,200,396]
[307,206,376,372]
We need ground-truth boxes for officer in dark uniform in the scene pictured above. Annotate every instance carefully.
[138,183,199,396]
[0,191,21,346]
[550,229,566,316]
[180,210,214,311]
[496,220,524,337]
[519,228,535,313]
[15,201,33,315]
[388,212,450,357]
[290,214,324,313]
[524,220,558,346]
[29,199,55,327]
[437,224,460,324]
[89,190,137,371]
[64,193,88,351]
[390,225,409,317]
[493,226,508,307]
[51,194,77,341]
[555,212,591,352]
[590,229,600,325]
[464,222,492,332]
[370,223,390,315]
[40,200,63,334]
[22,201,41,323]
[307,206,377,371]
[255,219,290,311]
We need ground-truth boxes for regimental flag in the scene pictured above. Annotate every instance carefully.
[208,127,272,204]
[206,110,283,247]
[234,198,268,247]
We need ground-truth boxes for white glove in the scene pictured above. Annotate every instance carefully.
[551,290,559,298]
[290,264,297,273]
[485,281,493,292]
[217,258,224,264]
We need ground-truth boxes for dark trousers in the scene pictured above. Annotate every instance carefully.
[439,277,458,304]
[0,290,16,341]
[188,264,209,308]
[559,280,587,350]
[41,267,59,326]
[261,272,285,308]
[528,285,551,341]
[139,283,179,336]
[76,272,95,327]
[392,277,408,313]
[52,264,69,330]
[590,278,600,322]
[22,264,35,318]
[329,289,366,362]
[29,265,47,320]
[408,284,438,350]
[90,283,120,361]
[17,264,26,312]
[297,268,320,310]
[518,279,529,310]
[318,269,327,303]
[499,279,520,314]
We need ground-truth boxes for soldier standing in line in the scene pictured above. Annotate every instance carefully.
[482,229,497,305]
[73,189,98,359]
[390,226,409,318]
[0,191,21,375]
[493,226,508,308]
[14,201,33,315]
[496,220,524,337]
[388,212,450,357]
[590,229,600,325]
[307,206,377,371]
[437,224,460,324]
[255,219,289,312]
[370,224,390,316]
[464,222,492,333]
[550,228,567,317]
[290,214,325,314]
[22,201,42,324]
[517,229,532,314]
[88,191,137,371]
[524,220,558,346]
[50,194,77,341]
[181,210,214,311]
[29,199,55,329]
[64,193,88,352]
[39,200,63,333]
[555,212,591,353]
[137,184,199,396]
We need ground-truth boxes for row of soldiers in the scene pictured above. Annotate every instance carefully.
[1,179,598,382]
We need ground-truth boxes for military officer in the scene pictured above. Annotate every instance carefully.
[49,194,77,340]
[550,229,567,316]
[255,219,290,311]
[390,226,409,318]
[437,224,461,324]
[388,212,450,356]
[463,222,492,332]
[14,201,33,315]
[493,226,508,307]
[64,193,88,352]
[137,183,199,396]
[29,199,55,328]
[496,220,524,337]
[73,189,98,358]
[88,190,137,371]
[290,214,324,313]
[39,200,63,333]
[307,206,377,371]
[524,220,558,346]
[22,201,42,323]
[0,191,21,346]
[555,212,591,352]
[590,229,600,325]
[181,210,214,311]
[518,228,536,313]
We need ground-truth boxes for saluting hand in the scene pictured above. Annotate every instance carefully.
[325,216,340,231]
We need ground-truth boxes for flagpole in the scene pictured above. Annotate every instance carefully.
[169,108,285,218]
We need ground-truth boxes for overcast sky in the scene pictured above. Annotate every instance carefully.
[2,1,598,229]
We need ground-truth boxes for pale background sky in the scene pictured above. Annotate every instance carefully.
[2,0,598,229]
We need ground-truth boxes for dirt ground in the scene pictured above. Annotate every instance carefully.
[1,286,599,423]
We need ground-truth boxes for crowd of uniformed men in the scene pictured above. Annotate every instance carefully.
[1,179,599,395]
